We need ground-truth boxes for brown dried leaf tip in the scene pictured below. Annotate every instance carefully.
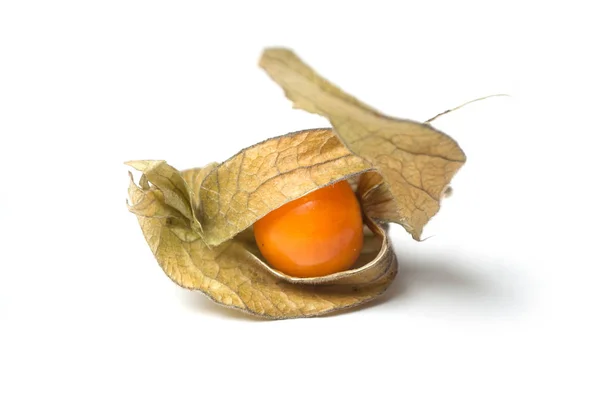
[126,48,466,319]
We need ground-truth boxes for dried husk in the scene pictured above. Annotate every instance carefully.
[260,48,466,239]
[126,48,466,318]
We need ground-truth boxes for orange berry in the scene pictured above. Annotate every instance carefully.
[253,180,364,278]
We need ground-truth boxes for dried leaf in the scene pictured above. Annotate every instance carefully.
[198,128,372,246]
[259,48,466,239]
[125,160,202,234]
[128,162,397,319]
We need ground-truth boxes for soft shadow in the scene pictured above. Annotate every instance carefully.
[379,252,524,312]
[178,289,270,322]
[333,251,524,317]
[391,257,490,297]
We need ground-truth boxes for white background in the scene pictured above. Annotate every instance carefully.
[1,1,599,397]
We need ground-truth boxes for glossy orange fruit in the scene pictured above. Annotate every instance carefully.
[253,180,364,278]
